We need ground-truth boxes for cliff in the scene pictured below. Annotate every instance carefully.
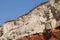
[0,0,60,40]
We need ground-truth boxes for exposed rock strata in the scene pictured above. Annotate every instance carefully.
[0,0,60,40]
[17,27,60,40]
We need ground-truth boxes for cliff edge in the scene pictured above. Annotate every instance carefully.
[0,0,60,40]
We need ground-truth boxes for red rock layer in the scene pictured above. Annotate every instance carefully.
[17,27,60,40]
[49,28,60,40]
[17,33,45,40]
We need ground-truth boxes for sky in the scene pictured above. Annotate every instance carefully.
[0,0,48,25]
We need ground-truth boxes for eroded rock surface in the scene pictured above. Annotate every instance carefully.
[0,0,60,40]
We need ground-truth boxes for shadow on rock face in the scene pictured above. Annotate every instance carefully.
[55,0,60,3]
[50,6,60,21]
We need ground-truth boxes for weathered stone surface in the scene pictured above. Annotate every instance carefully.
[49,28,60,40]
[0,0,60,40]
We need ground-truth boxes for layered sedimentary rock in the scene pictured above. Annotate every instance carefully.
[0,0,60,40]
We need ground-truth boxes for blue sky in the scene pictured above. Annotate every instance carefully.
[0,0,48,25]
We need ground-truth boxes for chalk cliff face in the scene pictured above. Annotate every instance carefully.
[0,0,60,40]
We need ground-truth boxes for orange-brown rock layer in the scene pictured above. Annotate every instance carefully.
[17,27,60,40]
[17,33,45,40]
